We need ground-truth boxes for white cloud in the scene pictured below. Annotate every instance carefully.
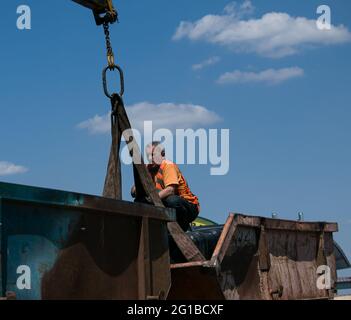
[217,67,304,85]
[0,161,28,176]
[78,102,221,135]
[224,0,255,18]
[77,114,111,134]
[192,56,221,71]
[173,2,351,58]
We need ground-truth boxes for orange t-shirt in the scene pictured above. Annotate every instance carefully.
[150,160,200,209]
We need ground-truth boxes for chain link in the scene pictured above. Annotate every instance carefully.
[102,20,124,98]
[103,22,115,68]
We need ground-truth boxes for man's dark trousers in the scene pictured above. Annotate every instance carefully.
[162,195,199,231]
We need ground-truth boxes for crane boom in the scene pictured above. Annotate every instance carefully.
[71,0,117,24]
[72,0,110,13]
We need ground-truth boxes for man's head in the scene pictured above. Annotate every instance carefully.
[146,141,165,167]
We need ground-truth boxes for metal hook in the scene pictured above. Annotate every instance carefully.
[102,64,125,99]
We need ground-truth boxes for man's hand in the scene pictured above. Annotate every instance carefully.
[131,185,136,198]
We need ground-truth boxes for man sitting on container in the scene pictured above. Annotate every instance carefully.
[131,141,200,231]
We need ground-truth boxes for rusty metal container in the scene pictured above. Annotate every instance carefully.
[0,182,175,300]
[168,213,338,300]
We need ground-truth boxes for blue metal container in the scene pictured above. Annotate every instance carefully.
[0,182,175,300]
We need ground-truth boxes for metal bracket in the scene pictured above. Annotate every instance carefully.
[93,9,118,25]
[146,291,165,300]
[258,222,271,272]
[316,223,335,299]
[316,223,327,267]
[270,286,284,300]
[71,0,118,25]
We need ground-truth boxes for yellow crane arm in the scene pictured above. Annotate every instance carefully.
[71,0,117,24]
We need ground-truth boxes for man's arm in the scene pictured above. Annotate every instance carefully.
[158,184,177,199]
[131,183,176,201]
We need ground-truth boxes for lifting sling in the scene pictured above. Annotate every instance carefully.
[99,15,205,262]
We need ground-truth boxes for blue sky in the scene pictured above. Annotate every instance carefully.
[0,0,351,264]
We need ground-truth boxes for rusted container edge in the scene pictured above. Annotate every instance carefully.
[172,213,339,271]
[170,261,209,269]
[0,197,175,222]
[233,214,338,232]
[0,292,16,300]
[211,214,235,260]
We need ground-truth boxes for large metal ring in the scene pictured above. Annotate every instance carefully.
[102,64,125,99]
